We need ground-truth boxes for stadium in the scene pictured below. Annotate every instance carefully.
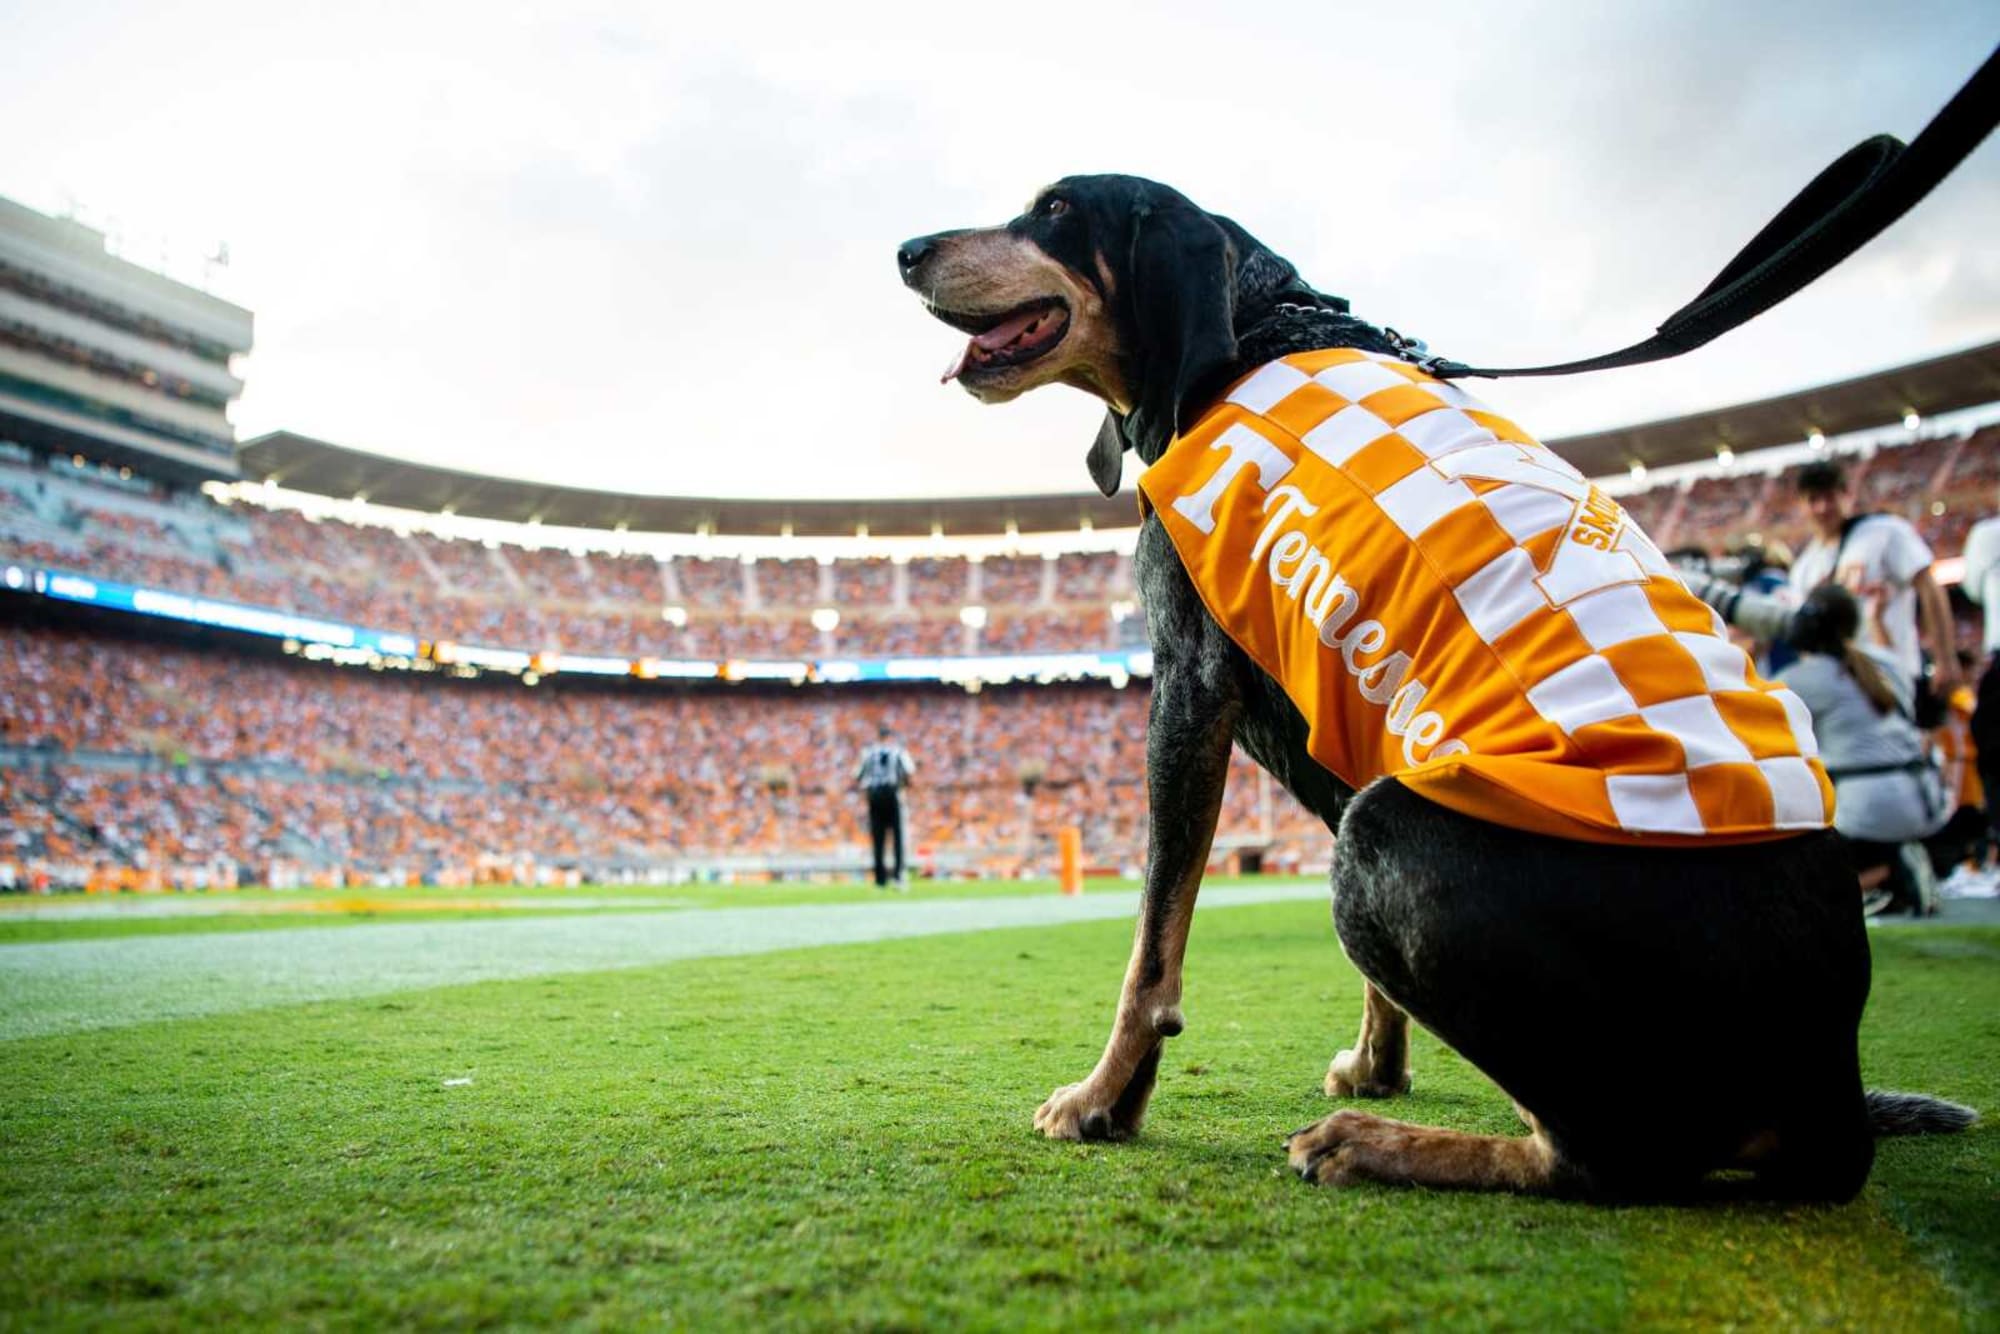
[5,11,2000,1328]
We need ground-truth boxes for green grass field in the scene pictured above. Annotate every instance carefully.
[0,877,1130,945]
[2,884,1996,1330]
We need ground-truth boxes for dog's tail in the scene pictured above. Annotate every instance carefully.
[1867,1089,1980,1136]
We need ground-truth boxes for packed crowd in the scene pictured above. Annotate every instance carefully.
[0,481,1138,658]
[5,420,2000,894]
[0,625,1324,890]
[4,423,1995,670]
[1628,422,2000,559]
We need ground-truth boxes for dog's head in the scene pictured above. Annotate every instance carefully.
[898,174,1325,496]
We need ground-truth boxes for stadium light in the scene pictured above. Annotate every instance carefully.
[1628,461,1647,484]
[1716,445,1735,468]
[960,605,988,629]
[1807,428,1827,450]
[810,607,840,632]
[661,605,688,626]
[1904,409,1922,431]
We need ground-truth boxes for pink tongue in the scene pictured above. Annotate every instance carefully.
[972,308,1044,351]
[939,307,1052,384]
[940,343,973,383]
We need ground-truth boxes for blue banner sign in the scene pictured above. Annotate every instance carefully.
[9,564,1152,687]
[31,568,420,657]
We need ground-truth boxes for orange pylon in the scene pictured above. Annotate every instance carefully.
[1058,825,1083,896]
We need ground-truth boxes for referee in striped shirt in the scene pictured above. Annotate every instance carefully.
[854,723,916,890]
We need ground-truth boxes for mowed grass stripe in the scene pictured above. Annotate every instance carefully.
[0,900,1989,1329]
[0,877,1189,945]
[0,884,1326,1041]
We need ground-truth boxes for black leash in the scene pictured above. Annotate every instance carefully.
[1421,43,2000,381]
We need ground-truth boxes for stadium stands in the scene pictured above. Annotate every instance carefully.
[0,460,1139,658]
[10,424,1998,676]
[4,412,1999,893]
[0,623,1332,889]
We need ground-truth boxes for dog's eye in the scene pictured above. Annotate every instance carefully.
[1040,196,1069,218]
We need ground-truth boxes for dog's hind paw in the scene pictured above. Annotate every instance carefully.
[1287,1109,1559,1193]
[1287,1110,1404,1186]
[1324,1049,1412,1099]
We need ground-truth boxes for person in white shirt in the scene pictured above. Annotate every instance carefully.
[1957,488,2000,839]
[1788,458,1958,697]
[1959,495,2000,658]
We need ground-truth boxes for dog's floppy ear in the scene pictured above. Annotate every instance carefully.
[1128,200,1238,448]
[1086,412,1127,497]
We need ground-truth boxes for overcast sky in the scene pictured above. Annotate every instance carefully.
[2,0,1995,500]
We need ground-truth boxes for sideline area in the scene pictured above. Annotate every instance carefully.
[0,883,1326,1041]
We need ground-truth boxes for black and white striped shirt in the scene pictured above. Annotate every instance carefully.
[856,742,915,793]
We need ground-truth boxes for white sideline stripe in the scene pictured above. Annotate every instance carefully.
[0,885,1328,1041]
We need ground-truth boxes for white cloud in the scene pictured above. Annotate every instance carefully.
[1,0,1993,498]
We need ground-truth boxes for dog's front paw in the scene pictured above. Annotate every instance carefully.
[1033,1081,1132,1142]
[1324,1048,1412,1099]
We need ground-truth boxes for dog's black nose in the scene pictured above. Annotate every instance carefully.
[896,235,937,278]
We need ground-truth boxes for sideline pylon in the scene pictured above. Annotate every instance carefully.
[1057,826,1083,896]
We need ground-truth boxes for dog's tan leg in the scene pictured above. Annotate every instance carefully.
[1285,1109,1560,1193]
[1034,615,1237,1142]
[1032,849,1210,1141]
[1324,981,1412,1098]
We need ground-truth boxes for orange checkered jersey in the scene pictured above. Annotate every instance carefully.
[1136,349,1835,845]
[1936,684,1983,812]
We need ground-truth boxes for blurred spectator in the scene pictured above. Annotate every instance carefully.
[2,624,1228,885]
[1957,487,2000,846]
[1696,579,1946,915]
[1784,584,1947,914]
[1789,458,1957,703]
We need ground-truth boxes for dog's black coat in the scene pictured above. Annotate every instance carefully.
[903,175,1918,1199]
